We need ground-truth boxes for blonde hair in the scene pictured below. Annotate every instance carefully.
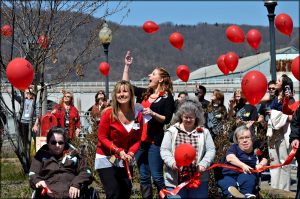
[111,80,135,120]
[233,89,242,98]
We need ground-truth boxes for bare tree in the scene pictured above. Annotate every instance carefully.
[0,0,129,173]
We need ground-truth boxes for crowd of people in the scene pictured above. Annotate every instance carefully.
[25,51,299,199]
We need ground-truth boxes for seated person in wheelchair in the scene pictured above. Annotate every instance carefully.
[217,125,268,198]
[29,127,93,198]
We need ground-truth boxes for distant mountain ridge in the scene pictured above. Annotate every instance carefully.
[73,21,298,82]
[3,16,298,82]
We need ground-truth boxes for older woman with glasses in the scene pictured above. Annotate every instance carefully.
[29,127,92,198]
[160,98,216,199]
[51,91,80,140]
[217,125,268,198]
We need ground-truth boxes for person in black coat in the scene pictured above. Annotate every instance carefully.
[290,105,300,199]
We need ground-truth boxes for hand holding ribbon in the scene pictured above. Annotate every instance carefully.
[159,147,297,198]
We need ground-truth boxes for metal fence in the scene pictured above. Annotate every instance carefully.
[3,111,94,139]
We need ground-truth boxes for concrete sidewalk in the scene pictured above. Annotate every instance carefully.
[260,168,297,198]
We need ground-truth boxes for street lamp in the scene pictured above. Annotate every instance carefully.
[99,21,112,98]
[264,0,277,81]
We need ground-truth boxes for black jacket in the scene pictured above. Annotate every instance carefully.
[134,86,175,146]
[290,106,300,159]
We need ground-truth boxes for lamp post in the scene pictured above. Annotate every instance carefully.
[264,0,277,81]
[99,21,112,98]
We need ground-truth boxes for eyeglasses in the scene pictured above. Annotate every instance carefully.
[64,95,71,98]
[268,87,276,91]
[50,141,65,145]
[237,136,251,142]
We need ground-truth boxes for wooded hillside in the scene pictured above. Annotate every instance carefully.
[3,18,299,82]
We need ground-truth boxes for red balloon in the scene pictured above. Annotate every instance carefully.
[241,70,267,105]
[176,65,190,82]
[224,52,239,72]
[6,58,34,91]
[174,143,196,167]
[246,29,262,50]
[289,101,300,112]
[226,25,244,43]
[169,32,184,50]
[291,56,300,81]
[143,21,159,34]
[1,25,12,37]
[217,54,230,75]
[275,13,293,36]
[99,62,110,76]
[38,35,48,49]
[291,56,299,81]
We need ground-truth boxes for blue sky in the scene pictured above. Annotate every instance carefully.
[96,1,299,27]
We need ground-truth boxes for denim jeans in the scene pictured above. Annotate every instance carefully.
[217,173,256,197]
[166,181,208,199]
[135,142,165,192]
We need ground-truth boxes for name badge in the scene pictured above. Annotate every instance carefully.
[133,123,140,130]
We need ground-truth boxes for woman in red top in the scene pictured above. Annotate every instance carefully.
[51,91,80,140]
[95,80,143,199]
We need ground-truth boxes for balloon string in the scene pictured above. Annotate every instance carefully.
[159,147,297,199]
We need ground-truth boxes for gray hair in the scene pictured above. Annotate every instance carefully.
[233,125,255,144]
[171,97,205,127]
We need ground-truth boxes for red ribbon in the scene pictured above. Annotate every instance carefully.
[41,187,48,196]
[124,159,132,180]
[159,147,297,198]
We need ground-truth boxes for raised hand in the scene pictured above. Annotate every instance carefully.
[125,50,133,66]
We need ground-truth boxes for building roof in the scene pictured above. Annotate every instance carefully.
[177,46,299,82]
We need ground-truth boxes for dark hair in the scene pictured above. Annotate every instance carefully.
[281,74,293,94]
[46,127,69,150]
[178,91,188,98]
[268,80,276,86]
[95,90,107,104]
[197,84,207,95]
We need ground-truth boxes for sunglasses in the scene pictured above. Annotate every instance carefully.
[268,87,276,91]
[50,141,65,145]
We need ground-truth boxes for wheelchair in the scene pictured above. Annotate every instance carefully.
[31,185,99,199]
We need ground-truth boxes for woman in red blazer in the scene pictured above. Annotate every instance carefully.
[51,91,80,140]
[95,80,143,199]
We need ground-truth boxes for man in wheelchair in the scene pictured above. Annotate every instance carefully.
[29,127,93,198]
[217,125,268,198]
